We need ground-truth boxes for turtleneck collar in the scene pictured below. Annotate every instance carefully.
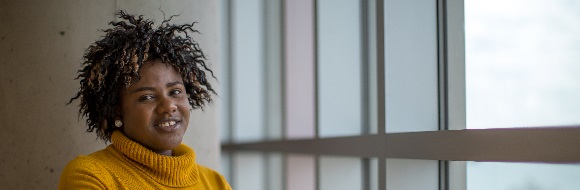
[110,130,199,187]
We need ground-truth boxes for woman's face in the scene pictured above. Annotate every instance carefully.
[119,60,190,156]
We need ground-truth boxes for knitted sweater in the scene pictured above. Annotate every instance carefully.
[59,130,231,189]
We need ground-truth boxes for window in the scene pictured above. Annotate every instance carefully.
[220,0,580,190]
[465,0,580,189]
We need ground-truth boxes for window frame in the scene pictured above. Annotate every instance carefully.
[220,0,580,190]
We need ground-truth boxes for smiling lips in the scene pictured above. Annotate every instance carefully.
[155,118,181,132]
[159,121,176,127]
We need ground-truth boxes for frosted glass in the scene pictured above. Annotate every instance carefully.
[384,0,439,133]
[285,0,316,139]
[317,0,363,138]
[233,153,266,190]
[386,159,438,190]
[287,154,316,190]
[232,0,265,142]
[319,156,363,190]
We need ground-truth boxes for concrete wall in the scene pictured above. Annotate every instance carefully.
[0,0,222,189]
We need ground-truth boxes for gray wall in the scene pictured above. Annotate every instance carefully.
[0,0,222,189]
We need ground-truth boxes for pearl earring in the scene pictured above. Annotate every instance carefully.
[115,120,123,128]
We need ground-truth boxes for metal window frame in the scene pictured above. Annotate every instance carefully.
[223,126,580,162]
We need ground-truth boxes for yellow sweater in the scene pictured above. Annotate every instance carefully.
[59,130,231,189]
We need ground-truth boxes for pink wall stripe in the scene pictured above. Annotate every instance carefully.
[284,0,316,139]
[287,154,316,190]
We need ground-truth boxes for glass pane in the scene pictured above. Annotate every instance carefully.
[226,152,284,190]
[386,159,438,190]
[369,158,379,190]
[285,0,316,139]
[366,0,379,135]
[465,0,580,190]
[319,156,363,190]
[233,152,266,190]
[317,0,363,138]
[287,154,316,190]
[264,0,284,141]
[384,0,439,133]
[266,153,284,190]
[466,0,580,129]
[467,162,580,190]
[232,0,265,142]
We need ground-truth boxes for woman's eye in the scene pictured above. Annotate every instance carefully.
[170,89,182,96]
[138,95,154,102]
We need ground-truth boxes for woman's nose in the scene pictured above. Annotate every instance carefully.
[156,97,177,114]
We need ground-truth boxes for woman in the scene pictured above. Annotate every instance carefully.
[59,11,231,189]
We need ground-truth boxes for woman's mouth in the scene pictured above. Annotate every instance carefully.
[155,119,181,132]
[159,121,176,127]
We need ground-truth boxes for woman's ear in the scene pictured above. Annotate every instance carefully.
[114,106,123,128]
[115,106,122,115]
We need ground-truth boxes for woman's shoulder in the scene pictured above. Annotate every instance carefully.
[59,155,106,189]
[58,148,117,189]
[63,149,107,169]
[196,164,220,176]
[65,148,116,167]
[196,164,232,190]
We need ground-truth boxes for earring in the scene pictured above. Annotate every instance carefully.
[115,120,123,128]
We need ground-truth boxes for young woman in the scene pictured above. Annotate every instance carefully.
[59,11,231,189]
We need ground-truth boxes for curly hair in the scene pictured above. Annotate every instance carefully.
[69,10,215,142]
